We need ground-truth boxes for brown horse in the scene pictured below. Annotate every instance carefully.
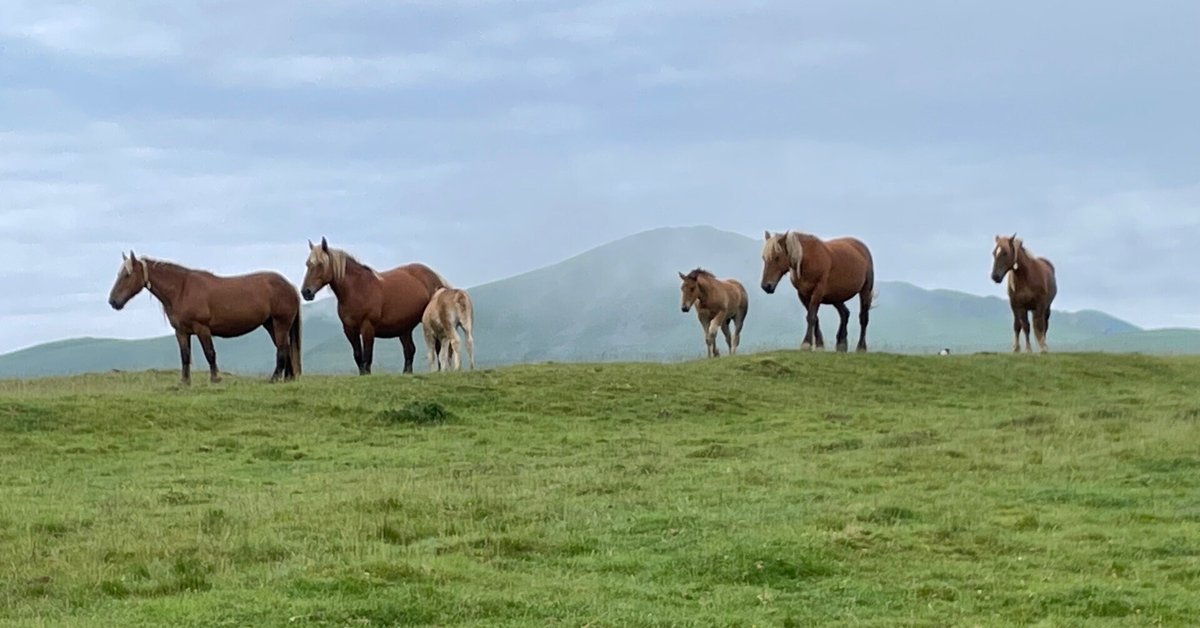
[107,251,302,385]
[422,287,476,372]
[991,234,1057,353]
[679,269,748,358]
[760,231,875,352]
[301,237,449,374]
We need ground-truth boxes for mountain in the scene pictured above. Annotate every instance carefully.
[1,226,1196,379]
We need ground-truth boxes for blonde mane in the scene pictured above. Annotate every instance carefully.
[762,232,805,275]
[309,246,379,281]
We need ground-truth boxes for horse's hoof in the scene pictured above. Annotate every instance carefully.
[836,343,849,353]
[210,376,223,384]
[800,342,812,351]
[856,346,868,353]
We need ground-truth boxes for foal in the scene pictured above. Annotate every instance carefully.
[679,269,749,358]
[422,287,476,371]
[991,234,1057,353]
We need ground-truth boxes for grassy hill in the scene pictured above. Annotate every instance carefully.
[2,353,1199,625]
[1,226,1196,379]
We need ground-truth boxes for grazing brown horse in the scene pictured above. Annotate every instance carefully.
[760,231,875,352]
[107,251,302,385]
[991,234,1057,353]
[422,287,476,372]
[678,269,749,358]
[301,237,449,374]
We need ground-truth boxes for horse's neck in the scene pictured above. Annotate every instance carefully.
[146,263,189,311]
[695,276,716,304]
[1010,247,1039,286]
[331,257,378,300]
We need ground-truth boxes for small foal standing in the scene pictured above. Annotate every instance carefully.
[107,251,302,384]
[991,234,1057,353]
[422,287,476,372]
[679,269,749,358]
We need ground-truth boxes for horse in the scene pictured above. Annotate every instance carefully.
[106,251,301,385]
[678,269,748,358]
[300,237,449,374]
[991,234,1057,353]
[422,287,476,372]
[760,230,875,352]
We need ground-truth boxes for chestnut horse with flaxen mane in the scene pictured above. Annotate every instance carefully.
[760,231,875,352]
[107,251,301,385]
[301,237,449,374]
[991,234,1057,353]
[678,268,748,358]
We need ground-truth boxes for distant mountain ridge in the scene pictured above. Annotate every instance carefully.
[1,226,1196,378]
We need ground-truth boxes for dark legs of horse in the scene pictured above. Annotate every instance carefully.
[833,302,851,353]
[857,288,871,352]
[196,327,221,383]
[1012,307,1032,353]
[400,331,417,374]
[174,330,191,386]
[799,291,825,351]
[1033,307,1050,353]
[343,326,366,374]
[360,325,376,375]
[265,319,290,382]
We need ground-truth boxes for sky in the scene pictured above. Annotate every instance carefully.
[2,0,1199,353]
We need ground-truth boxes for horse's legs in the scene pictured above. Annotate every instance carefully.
[195,327,221,383]
[448,332,462,371]
[833,302,851,353]
[400,331,417,374]
[697,312,713,357]
[265,320,288,382]
[732,311,745,355]
[174,330,192,386]
[800,288,825,351]
[1033,307,1050,353]
[360,324,376,375]
[460,322,475,370]
[343,325,365,374]
[720,320,733,356]
[423,326,438,372]
[857,289,871,352]
[706,313,725,357]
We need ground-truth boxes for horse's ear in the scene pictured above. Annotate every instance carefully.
[764,230,772,241]
[129,250,137,262]
[320,237,329,253]
[678,271,686,280]
[121,251,128,261]
[308,239,315,250]
[1010,233,1018,242]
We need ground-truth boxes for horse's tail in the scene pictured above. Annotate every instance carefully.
[288,311,302,378]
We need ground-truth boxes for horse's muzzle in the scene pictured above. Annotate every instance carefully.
[108,298,123,311]
[990,272,1003,284]
[761,282,776,294]
[301,288,315,301]
[681,306,689,313]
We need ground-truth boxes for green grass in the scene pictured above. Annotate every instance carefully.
[1,352,1199,626]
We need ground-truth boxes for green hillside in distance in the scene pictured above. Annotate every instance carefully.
[0,226,1196,378]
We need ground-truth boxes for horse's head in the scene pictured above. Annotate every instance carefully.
[991,233,1021,283]
[108,251,148,310]
[760,231,801,294]
[679,271,702,312]
[301,237,335,300]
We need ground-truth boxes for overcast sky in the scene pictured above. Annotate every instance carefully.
[2,0,1198,353]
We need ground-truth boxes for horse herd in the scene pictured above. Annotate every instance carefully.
[106,231,1057,385]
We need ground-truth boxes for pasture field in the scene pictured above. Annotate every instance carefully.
[1,353,1199,627]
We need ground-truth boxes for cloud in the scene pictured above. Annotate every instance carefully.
[0,1,181,59]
